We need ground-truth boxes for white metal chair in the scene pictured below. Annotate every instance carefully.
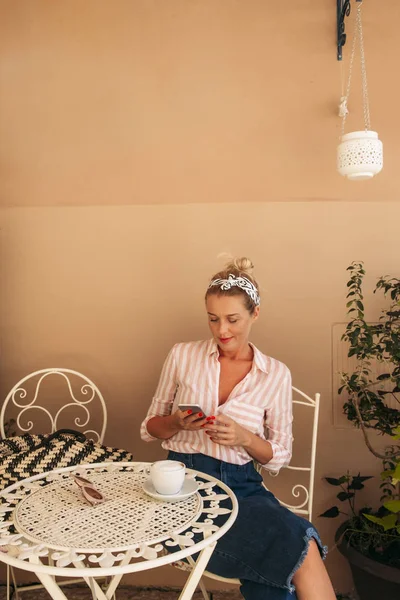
[174,386,320,600]
[0,368,107,442]
[0,368,108,599]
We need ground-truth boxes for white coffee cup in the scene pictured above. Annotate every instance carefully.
[149,460,186,495]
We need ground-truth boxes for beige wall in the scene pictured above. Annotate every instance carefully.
[0,0,399,206]
[0,0,399,594]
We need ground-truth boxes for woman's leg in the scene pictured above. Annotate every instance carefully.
[292,540,336,600]
[240,581,296,600]
[206,494,335,600]
[168,453,334,599]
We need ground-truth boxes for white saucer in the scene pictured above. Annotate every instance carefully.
[142,477,199,502]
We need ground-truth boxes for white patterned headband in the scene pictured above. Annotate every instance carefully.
[208,274,260,306]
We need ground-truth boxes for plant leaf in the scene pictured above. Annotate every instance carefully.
[391,463,400,485]
[383,499,400,514]
[325,477,347,486]
[337,492,355,502]
[381,470,395,480]
[348,479,365,491]
[363,513,398,530]
[319,506,340,518]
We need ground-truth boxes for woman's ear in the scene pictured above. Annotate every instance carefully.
[253,306,260,321]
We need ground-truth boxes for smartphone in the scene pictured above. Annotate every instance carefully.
[178,404,207,418]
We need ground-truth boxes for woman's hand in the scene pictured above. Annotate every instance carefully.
[205,415,252,447]
[172,409,208,431]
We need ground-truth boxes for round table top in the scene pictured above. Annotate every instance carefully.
[0,461,238,576]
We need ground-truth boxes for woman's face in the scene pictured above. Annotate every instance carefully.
[206,294,259,353]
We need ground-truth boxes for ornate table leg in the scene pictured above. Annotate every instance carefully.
[28,567,70,600]
[177,542,216,600]
[103,550,134,599]
[74,561,111,600]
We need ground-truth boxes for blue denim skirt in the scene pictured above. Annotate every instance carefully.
[168,451,327,600]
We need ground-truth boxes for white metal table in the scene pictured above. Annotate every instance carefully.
[0,461,238,600]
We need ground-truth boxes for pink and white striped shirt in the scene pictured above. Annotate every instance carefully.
[140,339,293,472]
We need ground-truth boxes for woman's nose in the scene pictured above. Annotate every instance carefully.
[218,321,229,335]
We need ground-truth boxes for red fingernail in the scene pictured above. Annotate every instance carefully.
[210,416,216,419]
[198,413,203,417]
[201,424,206,428]
[187,410,192,415]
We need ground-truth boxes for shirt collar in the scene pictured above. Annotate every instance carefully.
[207,338,219,357]
[207,339,269,374]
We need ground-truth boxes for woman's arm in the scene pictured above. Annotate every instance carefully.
[147,411,207,440]
[141,345,207,442]
[140,346,179,442]
[242,431,274,464]
[205,415,274,464]
[262,366,293,471]
[146,414,180,440]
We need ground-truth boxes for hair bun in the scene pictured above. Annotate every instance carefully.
[207,255,259,312]
[225,256,254,276]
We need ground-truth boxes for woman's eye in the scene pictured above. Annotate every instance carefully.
[210,319,218,323]
[228,320,238,323]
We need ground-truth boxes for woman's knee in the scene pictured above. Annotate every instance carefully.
[294,539,321,576]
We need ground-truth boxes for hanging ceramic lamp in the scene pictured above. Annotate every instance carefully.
[337,3,383,180]
[338,130,383,180]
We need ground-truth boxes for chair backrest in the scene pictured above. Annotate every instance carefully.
[0,368,107,444]
[261,386,320,522]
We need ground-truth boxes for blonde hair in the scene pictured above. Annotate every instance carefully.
[205,256,260,314]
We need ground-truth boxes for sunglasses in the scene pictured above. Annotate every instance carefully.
[72,474,105,506]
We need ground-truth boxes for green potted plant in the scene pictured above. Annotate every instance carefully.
[321,262,400,600]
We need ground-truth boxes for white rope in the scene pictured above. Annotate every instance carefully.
[339,2,371,137]
[357,5,371,130]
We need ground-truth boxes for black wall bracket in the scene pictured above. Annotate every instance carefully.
[337,0,362,61]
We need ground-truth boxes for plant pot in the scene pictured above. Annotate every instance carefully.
[339,540,400,600]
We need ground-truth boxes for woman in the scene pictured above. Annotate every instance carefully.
[140,257,335,599]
